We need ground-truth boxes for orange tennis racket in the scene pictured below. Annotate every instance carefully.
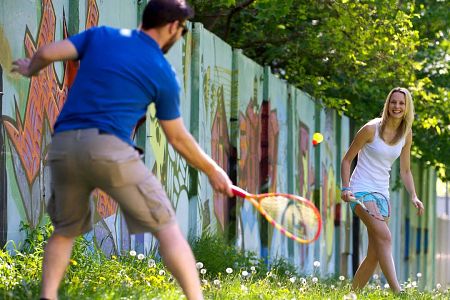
[232,185,322,244]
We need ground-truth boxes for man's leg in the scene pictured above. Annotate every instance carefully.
[40,233,75,300]
[154,223,203,300]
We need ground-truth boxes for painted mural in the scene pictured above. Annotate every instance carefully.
[0,64,6,247]
[1,0,103,229]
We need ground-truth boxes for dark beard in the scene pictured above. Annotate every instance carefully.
[161,34,178,54]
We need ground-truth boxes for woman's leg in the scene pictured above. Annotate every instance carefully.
[352,234,378,290]
[354,206,401,293]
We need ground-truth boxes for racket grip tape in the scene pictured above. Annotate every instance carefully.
[231,185,249,198]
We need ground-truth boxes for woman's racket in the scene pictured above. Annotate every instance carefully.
[231,185,322,244]
[349,192,390,221]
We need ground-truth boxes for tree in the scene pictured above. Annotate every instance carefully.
[190,0,450,179]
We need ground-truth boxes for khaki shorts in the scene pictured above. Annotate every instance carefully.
[46,129,176,237]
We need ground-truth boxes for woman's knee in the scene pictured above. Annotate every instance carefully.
[372,228,392,246]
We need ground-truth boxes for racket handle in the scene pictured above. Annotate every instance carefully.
[348,197,367,210]
[231,185,250,198]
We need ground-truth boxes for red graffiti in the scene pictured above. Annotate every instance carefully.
[238,99,261,193]
[3,0,116,220]
[211,86,230,229]
[260,101,279,192]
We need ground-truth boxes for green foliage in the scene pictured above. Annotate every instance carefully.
[190,0,450,179]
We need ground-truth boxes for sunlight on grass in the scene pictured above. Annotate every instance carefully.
[0,223,447,299]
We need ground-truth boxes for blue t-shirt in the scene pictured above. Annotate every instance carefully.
[54,26,181,145]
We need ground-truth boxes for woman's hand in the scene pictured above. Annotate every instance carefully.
[341,190,354,202]
[411,196,424,216]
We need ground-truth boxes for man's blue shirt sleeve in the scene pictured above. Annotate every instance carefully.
[68,27,96,59]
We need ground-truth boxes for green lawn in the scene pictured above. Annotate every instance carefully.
[0,223,446,299]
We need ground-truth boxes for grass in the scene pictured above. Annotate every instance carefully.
[0,222,447,299]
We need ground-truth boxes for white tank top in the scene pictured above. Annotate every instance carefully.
[349,118,406,198]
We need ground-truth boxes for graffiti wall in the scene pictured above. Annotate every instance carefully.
[232,49,264,255]
[0,0,437,288]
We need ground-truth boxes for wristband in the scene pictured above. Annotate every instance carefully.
[341,187,351,192]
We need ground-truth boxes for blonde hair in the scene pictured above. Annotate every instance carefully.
[380,87,414,144]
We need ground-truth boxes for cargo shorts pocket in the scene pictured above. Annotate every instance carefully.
[137,178,174,226]
[89,147,147,187]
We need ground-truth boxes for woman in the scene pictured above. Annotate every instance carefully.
[341,87,424,293]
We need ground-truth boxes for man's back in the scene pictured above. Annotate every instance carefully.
[55,26,181,145]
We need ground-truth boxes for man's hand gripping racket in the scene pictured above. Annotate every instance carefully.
[231,185,322,244]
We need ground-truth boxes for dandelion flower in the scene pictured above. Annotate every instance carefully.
[159,270,165,276]
[250,266,256,271]
[373,274,379,280]
[289,277,296,283]
[242,270,249,277]
[331,284,335,289]
[70,259,78,266]
[137,254,145,260]
[213,279,220,286]
[437,283,442,289]
[384,283,390,289]
[201,279,208,285]
[200,268,207,275]
[196,262,204,269]
[148,259,156,268]
[226,268,233,274]
[129,250,137,257]
[417,272,422,278]
[339,275,345,281]
[312,277,318,283]
[406,283,412,289]
[313,261,320,268]
[343,292,357,300]
[300,277,306,285]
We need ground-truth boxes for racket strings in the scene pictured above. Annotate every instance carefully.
[259,196,320,241]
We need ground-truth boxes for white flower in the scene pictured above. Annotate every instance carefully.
[242,270,249,277]
[285,270,290,275]
[289,277,296,283]
[331,284,335,289]
[241,285,248,292]
[437,283,442,289]
[412,281,417,287]
[201,279,208,285]
[213,279,220,286]
[313,261,320,268]
[300,277,307,285]
[299,287,305,292]
[250,266,256,271]
[406,283,412,289]
[384,283,390,289]
[339,275,345,281]
[312,277,318,283]
[196,262,204,269]
[311,20,319,26]
[343,292,357,300]
[159,270,165,276]
[129,250,137,257]
[417,272,422,278]
[226,268,233,274]
[200,268,207,275]
[373,274,379,280]
[137,254,145,260]
[148,259,156,268]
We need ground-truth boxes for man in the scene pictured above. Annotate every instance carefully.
[12,1,233,299]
